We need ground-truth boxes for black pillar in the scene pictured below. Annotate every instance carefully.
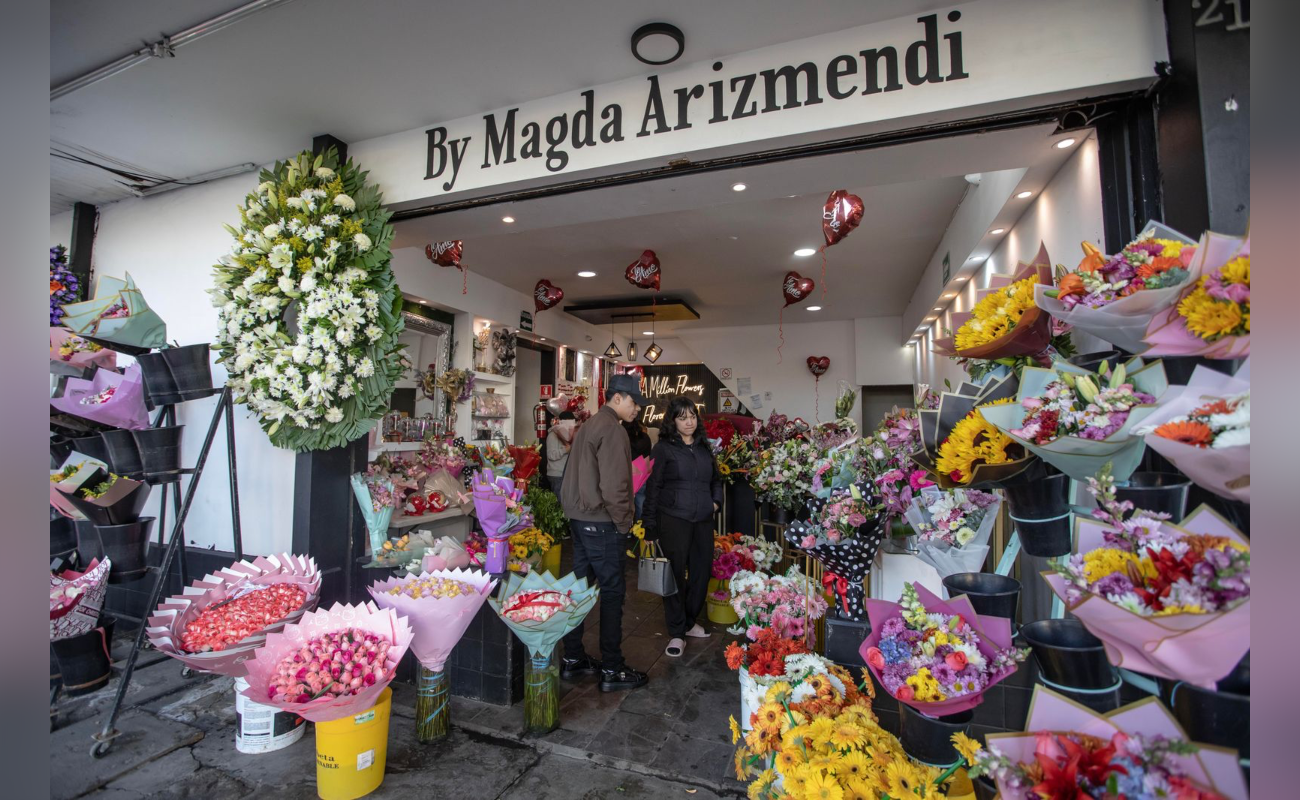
[1095,96,1163,254]
[291,134,369,606]
[68,201,97,298]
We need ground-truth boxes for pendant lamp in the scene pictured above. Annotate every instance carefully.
[602,321,622,359]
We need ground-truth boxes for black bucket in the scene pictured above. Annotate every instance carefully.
[1160,356,1239,387]
[100,429,145,480]
[69,434,111,466]
[133,426,184,482]
[50,643,61,692]
[1114,472,1192,523]
[60,479,151,527]
[135,351,182,406]
[1168,653,1249,760]
[95,517,154,583]
[1003,473,1073,557]
[971,775,998,800]
[1020,619,1118,691]
[764,503,806,526]
[52,616,116,697]
[50,513,79,562]
[1069,349,1126,372]
[51,436,74,469]
[161,343,214,396]
[943,573,1021,622]
[899,704,973,767]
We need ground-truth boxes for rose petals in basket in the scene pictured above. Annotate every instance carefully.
[368,568,496,672]
[238,602,414,723]
[146,553,321,676]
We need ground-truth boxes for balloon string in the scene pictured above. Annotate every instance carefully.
[777,309,784,363]
[815,377,820,423]
[462,265,468,295]
[820,246,827,304]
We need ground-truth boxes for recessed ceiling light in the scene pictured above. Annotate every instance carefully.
[502,215,515,223]
[933,307,942,311]
[417,300,427,304]
[1016,191,1033,199]
[807,306,822,311]
[793,248,817,257]
[577,271,597,278]
[731,182,747,192]
[1055,138,1076,149]
[990,228,1006,235]
[642,330,654,336]
[539,337,547,341]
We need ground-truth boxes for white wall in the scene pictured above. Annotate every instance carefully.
[914,134,1108,392]
[50,210,73,250]
[853,317,912,387]
[512,348,542,444]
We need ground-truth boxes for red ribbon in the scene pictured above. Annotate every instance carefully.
[822,572,850,616]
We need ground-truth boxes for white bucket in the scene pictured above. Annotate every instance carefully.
[234,676,306,754]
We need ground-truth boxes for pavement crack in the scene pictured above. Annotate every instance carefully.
[491,749,544,800]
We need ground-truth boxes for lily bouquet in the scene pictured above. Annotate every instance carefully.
[862,582,1027,715]
[967,686,1248,800]
[1034,222,1198,354]
[1140,360,1250,503]
[729,567,828,641]
[1144,231,1250,359]
[750,438,818,511]
[904,486,1002,582]
[1043,466,1249,688]
[980,357,1168,481]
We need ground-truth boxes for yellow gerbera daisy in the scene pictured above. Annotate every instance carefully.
[776,746,805,774]
[886,760,920,796]
[841,779,876,800]
[755,702,785,731]
[803,770,846,800]
[828,722,867,751]
[784,764,816,796]
[734,747,750,781]
[764,681,794,705]
[951,731,984,765]
[729,715,743,746]
[833,751,871,781]
[806,717,836,750]
[747,768,777,800]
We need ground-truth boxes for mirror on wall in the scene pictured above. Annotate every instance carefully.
[392,311,453,421]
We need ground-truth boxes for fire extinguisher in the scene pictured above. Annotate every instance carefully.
[534,402,549,439]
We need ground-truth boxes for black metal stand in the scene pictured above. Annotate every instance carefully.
[89,386,242,758]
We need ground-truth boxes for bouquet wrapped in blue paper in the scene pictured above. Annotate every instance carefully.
[59,273,167,352]
[350,472,399,566]
[471,468,532,573]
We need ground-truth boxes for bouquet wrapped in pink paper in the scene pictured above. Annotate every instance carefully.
[368,569,497,740]
[1139,359,1249,503]
[1042,466,1249,688]
[50,363,149,430]
[861,582,1027,716]
[421,536,472,573]
[239,602,414,723]
[631,456,654,494]
[50,328,116,372]
[1143,231,1249,359]
[51,558,111,642]
[146,554,321,676]
[471,468,533,573]
[968,686,1248,799]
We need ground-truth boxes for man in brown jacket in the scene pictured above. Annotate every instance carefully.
[559,374,650,692]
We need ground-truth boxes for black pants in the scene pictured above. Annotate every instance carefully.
[561,520,626,669]
[658,513,712,638]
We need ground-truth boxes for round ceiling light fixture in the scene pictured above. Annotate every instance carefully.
[631,22,685,66]
[990,228,1006,235]
[502,215,515,223]
[793,248,817,257]
[1015,191,1033,199]
[806,306,822,311]
[577,270,597,278]
[1055,137,1077,149]
[731,182,747,192]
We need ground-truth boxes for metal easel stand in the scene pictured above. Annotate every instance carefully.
[90,386,243,758]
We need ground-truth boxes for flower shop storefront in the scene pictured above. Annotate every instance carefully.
[48,0,1251,797]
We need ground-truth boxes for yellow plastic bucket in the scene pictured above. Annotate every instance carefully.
[314,687,392,800]
[541,542,561,577]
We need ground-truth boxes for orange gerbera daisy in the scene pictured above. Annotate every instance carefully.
[724,642,745,671]
[1137,255,1180,279]
[1153,420,1214,447]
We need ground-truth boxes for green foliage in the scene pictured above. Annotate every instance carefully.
[525,485,570,541]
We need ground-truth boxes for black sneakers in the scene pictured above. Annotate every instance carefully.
[599,665,649,693]
[560,654,602,680]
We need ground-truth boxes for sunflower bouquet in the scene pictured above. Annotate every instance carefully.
[963,685,1249,800]
[911,373,1032,490]
[1139,360,1250,503]
[1034,222,1198,354]
[979,357,1168,482]
[1042,465,1249,688]
[1144,232,1250,359]
[932,243,1064,377]
[732,664,964,800]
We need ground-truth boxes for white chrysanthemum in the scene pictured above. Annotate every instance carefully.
[292,344,310,364]
[353,233,372,252]
[299,274,317,293]
[356,358,375,378]
[1213,427,1249,449]
[307,350,324,366]
[286,197,304,209]
[364,325,382,341]
[277,276,295,294]
[321,213,341,228]
[338,382,355,399]
[333,193,356,211]
[324,407,343,423]
[287,217,303,233]
[325,239,341,254]
[262,223,282,238]
[954,526,977,546]
[302,225,324,242]
[260,296,281,313]
[315,167,335,179]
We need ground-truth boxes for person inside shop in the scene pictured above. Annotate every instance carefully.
[546,410,577,499]
[622,416,652,518]
[642,395,722,658]
[558,374,650,692]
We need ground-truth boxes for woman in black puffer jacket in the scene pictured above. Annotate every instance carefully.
[643,395,723,657]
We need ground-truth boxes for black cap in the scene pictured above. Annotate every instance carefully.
[607,374,647,406]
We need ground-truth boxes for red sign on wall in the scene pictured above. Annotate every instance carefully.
[539,385,554,399]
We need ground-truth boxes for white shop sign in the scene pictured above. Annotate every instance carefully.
[351,0,1165,207]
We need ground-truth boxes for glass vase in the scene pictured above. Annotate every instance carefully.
[524,654,560,734]
[416,667,450,742]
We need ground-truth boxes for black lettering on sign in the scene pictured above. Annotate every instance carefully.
[638,75,670,137]
[729,73,759,119]
[482,108,518,168]
[760,63,823,112]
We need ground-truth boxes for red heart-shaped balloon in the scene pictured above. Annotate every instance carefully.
[425,240,463,268]
[783,271,815,307]
[534,279,563,312]
[822,190,864,247]
[806,356,830,376]
[625,250,661,290]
